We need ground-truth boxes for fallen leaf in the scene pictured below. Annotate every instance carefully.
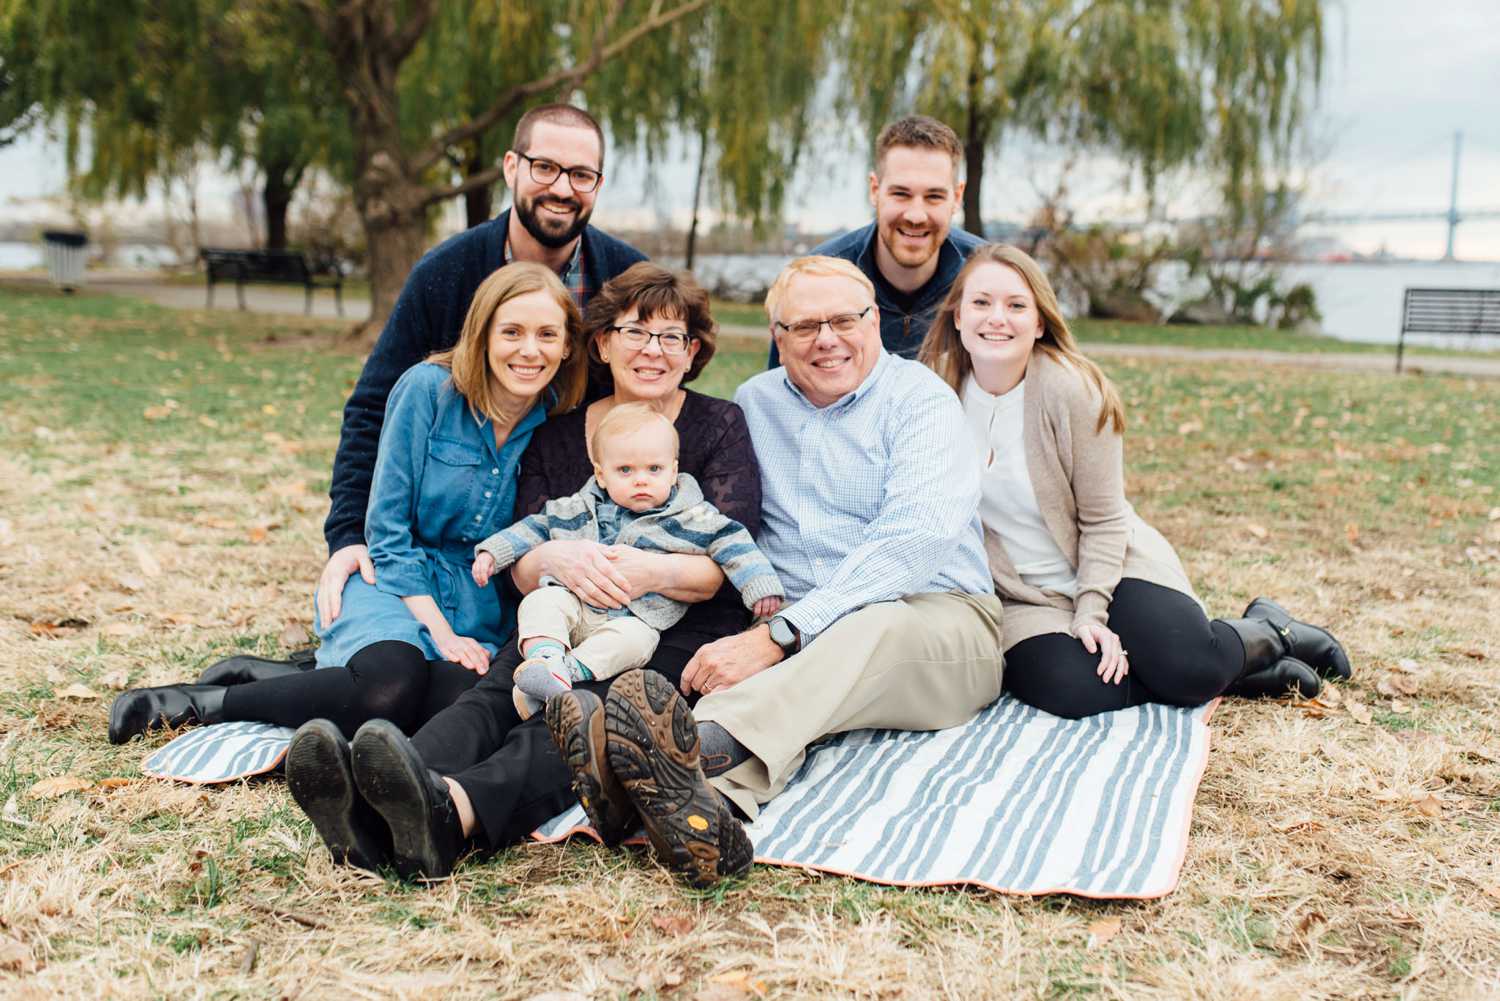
[1376,678,1399,698]
[1346,701,1373,725]
[1318,684,1344,706]
[161,612,196,626]
[1393,658,1420,674]
[56,683,99,700]
[708,970,769,997]
[0,936,36,973]
[1480,884,1500,902]
[279,622,310,648]
[1414,794,1442,818]
[1087,916,1122,947]
[103,622,143,638]
[1392,675,1420,697]
[98,777,135,790]
[1246,523,1269,540]
[1345,522,1360,544]
[1176,420,1202,436]
[29,617,88,636]
[261,403,278,416]
[115,573,146,592]
[27,775,94,799]
[132,541,162,577]
[247,526,269,544]
[651,912,695,937]
[1272,817,1323,834]
[2,796,32,827]
[270,479,308,497]
[1297,910,1328,934]
[1389,699,1412,714]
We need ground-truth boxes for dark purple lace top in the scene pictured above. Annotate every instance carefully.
[510,389,762,650]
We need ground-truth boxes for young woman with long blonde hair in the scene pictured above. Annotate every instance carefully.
[919,244,1351,717]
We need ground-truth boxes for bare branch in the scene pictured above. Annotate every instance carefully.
[422,164,506,207]
[413,0,707,173]
[388,0,440,67]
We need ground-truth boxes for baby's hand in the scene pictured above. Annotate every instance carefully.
[753,595,783,620]
[472,552,497,588]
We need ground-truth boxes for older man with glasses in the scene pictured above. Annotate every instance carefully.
[554,256,1007,887]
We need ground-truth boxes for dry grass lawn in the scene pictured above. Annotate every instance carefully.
[0,287,1497,999]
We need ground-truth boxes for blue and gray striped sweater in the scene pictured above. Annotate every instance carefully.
[475,473,784,630]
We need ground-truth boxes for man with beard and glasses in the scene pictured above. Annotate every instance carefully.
[769,115,982,367]
[290,103,648,646]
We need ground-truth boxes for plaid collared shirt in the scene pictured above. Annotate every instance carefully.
[503,232,589,307]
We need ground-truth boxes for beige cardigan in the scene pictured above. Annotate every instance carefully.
[979,351,1200,650]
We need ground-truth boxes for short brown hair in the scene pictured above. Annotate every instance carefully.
[874,115,962,176]
[583,262,718,384]
[428,262,588,418]
[512,103,605,170]
[918,244,1124,433]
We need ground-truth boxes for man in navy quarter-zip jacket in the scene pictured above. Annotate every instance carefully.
[318,103,646,615]
[769,115,982,367]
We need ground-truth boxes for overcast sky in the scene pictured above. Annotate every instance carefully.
[3,0,1497,259]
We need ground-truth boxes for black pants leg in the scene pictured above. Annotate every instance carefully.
[221,640,480,738]
[1002,578,1245,719]
[412,635,700,850]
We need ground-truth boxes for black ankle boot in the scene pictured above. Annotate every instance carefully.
[1244,598,1352,680]
[108,685,226,744]
[196,652,312,687]
[1223,656,1321,699]
[1220,617,1321,699]
[350,720,468,880]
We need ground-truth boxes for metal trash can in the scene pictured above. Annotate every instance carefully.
[41,230,88,291]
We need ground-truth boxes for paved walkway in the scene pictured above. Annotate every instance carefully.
[8,271,1498,379]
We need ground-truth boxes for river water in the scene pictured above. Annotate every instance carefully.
[5,241,1497,349]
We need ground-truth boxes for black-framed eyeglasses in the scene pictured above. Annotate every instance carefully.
[608,324,694,355]
[514,151,603,192]
[774,306,873,342]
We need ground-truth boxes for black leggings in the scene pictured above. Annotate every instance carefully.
[1001,578,1244,719]
[221,640,480,739]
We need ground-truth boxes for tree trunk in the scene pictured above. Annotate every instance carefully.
[463,134,492,228]
[261,162,300,251]
[963,65,987,237]
[684,121,709,270]
[354,152,430,345]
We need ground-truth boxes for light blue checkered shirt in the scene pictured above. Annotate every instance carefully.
[733,351,993,643]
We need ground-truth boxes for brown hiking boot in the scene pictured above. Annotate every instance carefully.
[603,670,753,887]
[544,688,637,847]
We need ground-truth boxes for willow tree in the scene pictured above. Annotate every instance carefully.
[843,0,1325,234]
[296,0,709,340]
[581,0,843,267]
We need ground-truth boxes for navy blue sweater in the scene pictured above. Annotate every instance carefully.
[768,221,985,366]
[324,211,646,554]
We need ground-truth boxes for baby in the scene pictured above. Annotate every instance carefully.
[472,403,784,719]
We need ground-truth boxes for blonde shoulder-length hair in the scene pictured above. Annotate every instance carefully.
[427,261,588,419]
[918,244,1124,433]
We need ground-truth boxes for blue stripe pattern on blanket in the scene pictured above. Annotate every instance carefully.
[533,695,1214,899]
[142,721,296,784]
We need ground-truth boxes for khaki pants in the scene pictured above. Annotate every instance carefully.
[516,586,660,681]
[694,591,1005,819]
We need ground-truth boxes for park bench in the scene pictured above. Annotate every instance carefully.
[1397,287,1500,373]
[201,248,345,316]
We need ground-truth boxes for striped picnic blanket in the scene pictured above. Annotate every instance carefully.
[534,695,1216,899]
[143,721,295,784]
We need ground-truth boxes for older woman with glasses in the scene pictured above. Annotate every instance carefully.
[284,262,769,879]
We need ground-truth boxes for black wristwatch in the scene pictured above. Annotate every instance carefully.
[767,615,800,656]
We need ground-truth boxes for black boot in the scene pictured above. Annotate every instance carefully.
[1244,598,1351,681]
[350,720,468,880]
[196,648,317,686]
[285,719,393,873]
[1220,618,1321,699]
[108,685,226,744]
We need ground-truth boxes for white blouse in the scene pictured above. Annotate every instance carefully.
[961,373,1079,597]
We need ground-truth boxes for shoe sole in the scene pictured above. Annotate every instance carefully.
[604,671,747,887]
[351,721,457,880]
[285,720,388,872]
[545,689,636,847]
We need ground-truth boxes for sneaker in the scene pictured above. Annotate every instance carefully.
[603,670,753,887]
[544,688,638,847]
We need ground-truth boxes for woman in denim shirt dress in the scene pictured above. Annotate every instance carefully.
[110,263,589,743]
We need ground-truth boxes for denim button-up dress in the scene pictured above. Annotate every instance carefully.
[314,362,545,667]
